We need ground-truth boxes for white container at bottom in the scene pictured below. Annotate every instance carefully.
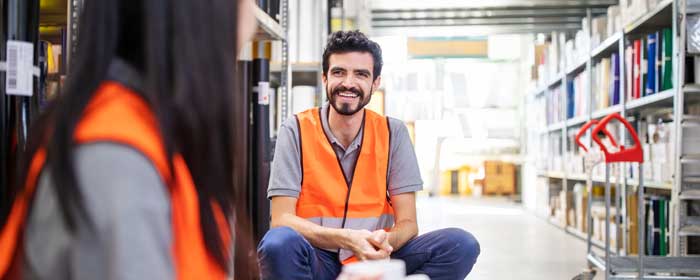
[342,259,406,280]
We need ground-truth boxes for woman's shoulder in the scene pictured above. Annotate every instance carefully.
[74,81,171,179]
[24,142,173,279]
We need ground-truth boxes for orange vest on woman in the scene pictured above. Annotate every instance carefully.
[295,107,394,264]
[0,81,230,279]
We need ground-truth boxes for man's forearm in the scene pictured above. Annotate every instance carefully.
[388,221,418,251]
[272,213,349,250]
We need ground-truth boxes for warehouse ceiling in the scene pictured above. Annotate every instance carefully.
[371,0,617,36]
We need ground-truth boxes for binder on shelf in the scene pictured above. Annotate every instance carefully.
[646,198,656,255]
[612,52,621,105]
[633,39,642,100]
[646,33,657,96]
[659,198,668,256]
[601,58,611,109]
[567,80,575,119]
[662,28,673,90]
[629,194,639,255]
[656,30,663,93]
[641,36,647,97]
[626,45,634,102]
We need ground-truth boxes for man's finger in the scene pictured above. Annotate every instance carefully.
[363,248,391,260]
[367,232,387,247]
[367,234,392,252]
[371,230,387,242]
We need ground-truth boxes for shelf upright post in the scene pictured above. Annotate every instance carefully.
[585,7,595,264]
[563,73,569,198]
[619,32,629,257]
[672,0,685,257]
[1,0,41,188]
[280,0,290,121]
[252,40,273,243]
[66,0,82,72]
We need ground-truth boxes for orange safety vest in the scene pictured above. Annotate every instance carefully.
[0,81,230,279]
[295,107,394,264]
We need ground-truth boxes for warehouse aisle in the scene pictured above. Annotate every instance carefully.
[417,196,590,280]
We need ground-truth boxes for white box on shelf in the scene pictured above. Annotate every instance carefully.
[687,15,700,54]
[591,16,608,49]
[607,6,621,36]
[683,126,700,155]
[653,163,663,182]
[621,0,649,27]
[651,143,667,163]
[644,162,654,181]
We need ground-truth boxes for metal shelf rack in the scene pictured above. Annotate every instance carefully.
[530,0,700,278]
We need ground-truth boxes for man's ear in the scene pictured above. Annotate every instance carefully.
[372,76,381,92]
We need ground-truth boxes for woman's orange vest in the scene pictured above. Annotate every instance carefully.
[295,107,394,264]
[0,81,230,279]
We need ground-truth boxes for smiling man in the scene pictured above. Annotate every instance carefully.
[257,30,480,280]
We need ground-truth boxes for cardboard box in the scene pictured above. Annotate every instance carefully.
[568,209,576,227]
[628,194,639,255]
[607,5,622,36]
[483,161,516,195]
[574,183,588,232]
[591,16,608,48]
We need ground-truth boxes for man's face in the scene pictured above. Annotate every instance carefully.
[323,52,381,116]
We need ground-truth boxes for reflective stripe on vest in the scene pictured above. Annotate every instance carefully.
[295,107,394,263]
[0,81,230,279]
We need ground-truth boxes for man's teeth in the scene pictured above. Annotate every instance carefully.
[339,92,357,97]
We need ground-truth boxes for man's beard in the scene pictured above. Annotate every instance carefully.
[327,84,372,116]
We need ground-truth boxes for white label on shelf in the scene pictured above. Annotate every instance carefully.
[5,40,34,96]
[254,81,270,105]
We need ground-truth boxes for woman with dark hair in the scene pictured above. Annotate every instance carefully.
[0,0,257,279]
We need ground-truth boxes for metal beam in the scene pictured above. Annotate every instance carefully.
[372,7,607,20]
[372,6,607,19]
[372,23,583,37]
[370,0,619,10]
[373,17,584,28]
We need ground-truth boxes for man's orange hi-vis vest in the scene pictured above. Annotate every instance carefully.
[0,81,230,279]
[295,107,394,264]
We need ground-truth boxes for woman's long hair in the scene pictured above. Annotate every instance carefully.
[1,0,256,277]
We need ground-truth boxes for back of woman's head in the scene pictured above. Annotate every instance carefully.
[3,0,256,277]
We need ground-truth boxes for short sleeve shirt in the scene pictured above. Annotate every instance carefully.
[267,104,423,199]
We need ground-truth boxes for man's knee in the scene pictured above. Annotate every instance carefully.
[257,226,307,256]
[439,228,480,265]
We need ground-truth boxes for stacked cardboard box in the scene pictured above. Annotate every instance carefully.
[532,32,568,86]
[574,183,588,232]
[620,0,650,28]
[628,115,675,183]
[607,6,623,38]
[591,203,619,248]
[484,161,516,195]
[591,16,609,50]
[536,177,551,218]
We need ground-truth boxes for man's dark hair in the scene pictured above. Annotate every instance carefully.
[322,30,383,80]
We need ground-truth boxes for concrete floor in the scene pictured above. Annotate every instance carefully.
[416,196,592,280]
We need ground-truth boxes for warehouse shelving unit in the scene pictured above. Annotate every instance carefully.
[246,2,289,244]
[529,0,700,278]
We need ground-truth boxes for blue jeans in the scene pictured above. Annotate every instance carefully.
[257,227,480,280]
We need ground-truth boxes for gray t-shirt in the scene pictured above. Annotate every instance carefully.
[24,143,174,280]
[268,104,423,199]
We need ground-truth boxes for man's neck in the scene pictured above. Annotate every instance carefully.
[328,107,364,149]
